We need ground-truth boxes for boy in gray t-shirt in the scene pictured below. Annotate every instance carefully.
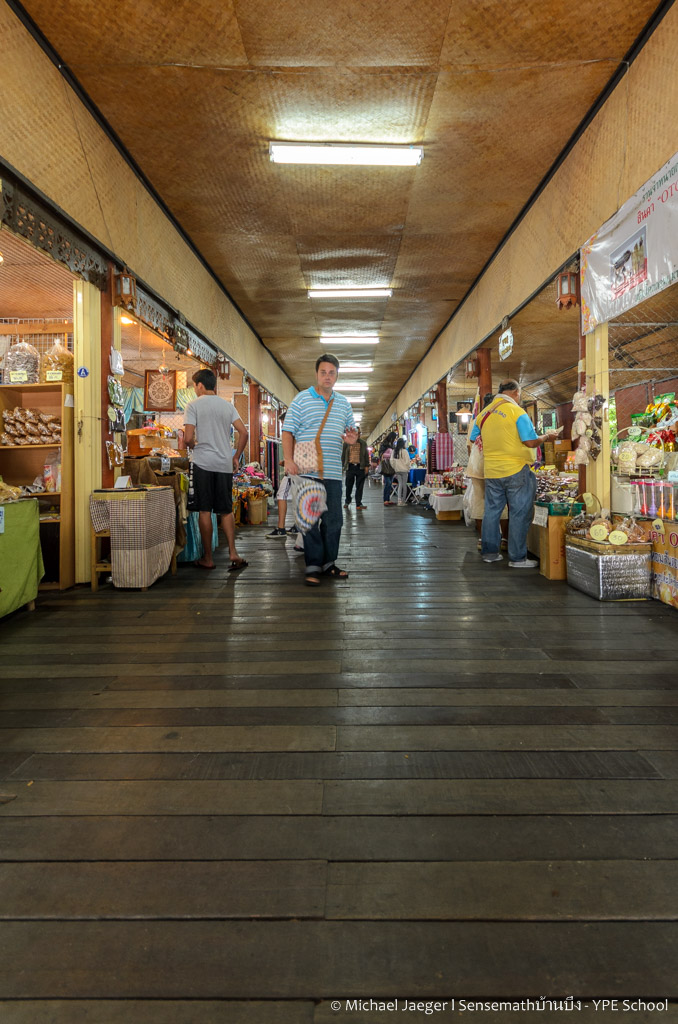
[183,368,249,571]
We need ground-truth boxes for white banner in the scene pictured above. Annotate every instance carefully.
[580,150,678,334]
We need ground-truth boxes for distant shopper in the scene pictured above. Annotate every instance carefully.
[469,379,558,568]
[391,438,412,506]
[266,470,300,539]
[282,353,358,586]
[342,427,369,510]
[184,368,249,571]
[379,432,398,506]
[466,392,508,550]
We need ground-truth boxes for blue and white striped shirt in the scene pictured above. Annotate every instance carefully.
[283,387,355,480]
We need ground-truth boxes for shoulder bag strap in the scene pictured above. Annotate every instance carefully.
[478,397,510,431]
[313,397,334,479]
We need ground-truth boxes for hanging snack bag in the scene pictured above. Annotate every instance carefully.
[108,375,124,407]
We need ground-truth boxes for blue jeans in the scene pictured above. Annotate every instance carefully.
[383,475,395,502]
[482,465,537,562]
[304,478,343,574]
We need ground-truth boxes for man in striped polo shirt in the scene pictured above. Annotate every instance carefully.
[282,353,358,586]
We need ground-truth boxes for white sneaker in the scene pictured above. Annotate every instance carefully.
[509,558,539,568]
[482,552,503,562]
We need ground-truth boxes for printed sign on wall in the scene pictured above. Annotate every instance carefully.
[581,150,678,333]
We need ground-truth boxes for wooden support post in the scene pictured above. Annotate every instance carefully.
[477,349,492,400]
[435,382,449,432]
[585,322,610,509]
[249,384,261,464]
[74,279,102,584]
[101,265,115,488]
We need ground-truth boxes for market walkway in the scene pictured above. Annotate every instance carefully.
[1,485,678,1019]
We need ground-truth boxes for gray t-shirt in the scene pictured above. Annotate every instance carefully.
[184,395,238,473]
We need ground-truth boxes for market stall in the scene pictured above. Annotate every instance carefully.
[0,229,78,592]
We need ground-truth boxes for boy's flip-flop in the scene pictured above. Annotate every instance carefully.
[228,558,249,571]
[194,561,216,570]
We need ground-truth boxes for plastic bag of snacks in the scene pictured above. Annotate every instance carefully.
[3,342,40,383]
[616,516,646,543]
[572,390,588,412]
[40,341,74,383]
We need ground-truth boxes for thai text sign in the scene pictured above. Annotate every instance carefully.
[580,149,678,333]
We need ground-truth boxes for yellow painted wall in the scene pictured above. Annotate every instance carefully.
[370,5,678,440]
[0,5,297,409]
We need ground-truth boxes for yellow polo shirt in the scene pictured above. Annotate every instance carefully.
[471,396,538,479]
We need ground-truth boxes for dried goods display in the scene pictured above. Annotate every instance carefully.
[2,342,40,383]
[39,341,74,383]
[1,406,61,445]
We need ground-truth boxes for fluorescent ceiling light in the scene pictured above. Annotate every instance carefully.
[339,363,373,372]
[346,396,366,404]
[120,315,136,325]
[270,143,423,166]
[335,383,369,392]
[319,335,380,345]
[310,289,392,299]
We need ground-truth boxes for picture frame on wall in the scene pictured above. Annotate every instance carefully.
[144,369,177,412]
[456,401,472,435]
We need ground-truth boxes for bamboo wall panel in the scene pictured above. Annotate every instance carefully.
[0,7,297,408]
[371,4,678,438]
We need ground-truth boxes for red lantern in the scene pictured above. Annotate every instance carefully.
[556,271,579,310]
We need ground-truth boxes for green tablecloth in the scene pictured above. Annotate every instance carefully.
[0,500,44,618]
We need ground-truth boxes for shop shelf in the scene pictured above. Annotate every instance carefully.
[536,500,583,516]
[0,443,62,449]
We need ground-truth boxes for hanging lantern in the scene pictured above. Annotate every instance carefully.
[465,357,479,378]
[556,271,579,310]
[113,268,137,311]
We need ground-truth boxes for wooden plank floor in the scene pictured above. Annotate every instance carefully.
[1,485,678,1022]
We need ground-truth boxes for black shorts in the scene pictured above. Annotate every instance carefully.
[190,464,233,514]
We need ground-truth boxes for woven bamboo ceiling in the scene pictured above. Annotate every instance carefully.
[19,0,662,431]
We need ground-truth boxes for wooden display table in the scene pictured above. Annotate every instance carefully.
[89,487,176,590]
[429,492,464,521]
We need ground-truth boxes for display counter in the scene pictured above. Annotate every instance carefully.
[0,499,44,617]
[89,487,175,589]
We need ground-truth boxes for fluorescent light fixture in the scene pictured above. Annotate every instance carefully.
[120,315,136,325]
[270,142,423,166]
[339,363,373,372]
[310,289,391,299]
[319,335,380,345]
[346,396,366,404]
[334,383,369,392]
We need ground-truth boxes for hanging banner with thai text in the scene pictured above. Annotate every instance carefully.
[580,149,678,334]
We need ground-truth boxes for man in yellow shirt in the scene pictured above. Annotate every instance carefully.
[469,379,559,568]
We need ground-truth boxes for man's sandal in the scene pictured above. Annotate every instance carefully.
[323,565,349,579]
[305,574,321,587]
[228,558,249,571]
